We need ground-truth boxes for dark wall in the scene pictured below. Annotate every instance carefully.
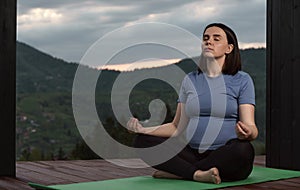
[0,0,16,176]
[266,0,300,170]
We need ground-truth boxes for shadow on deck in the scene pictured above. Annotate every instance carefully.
[1,155,300,190]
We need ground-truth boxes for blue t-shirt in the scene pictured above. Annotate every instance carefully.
[178,71,255,151]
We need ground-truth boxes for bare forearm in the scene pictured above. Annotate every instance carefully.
[237,104,258,141]
[140,122,177,137]
[127,103,188,137]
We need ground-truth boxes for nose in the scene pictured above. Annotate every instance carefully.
[205,38,212,45]
[203,38,212,46]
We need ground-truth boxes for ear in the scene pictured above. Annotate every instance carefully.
[225,44,234,54]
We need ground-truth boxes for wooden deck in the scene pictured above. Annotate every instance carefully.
[0,156,300,190]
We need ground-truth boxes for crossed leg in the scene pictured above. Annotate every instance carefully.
[134,134,254,184]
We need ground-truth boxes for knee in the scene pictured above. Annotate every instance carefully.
[227,164,253,181]
[223,141,254,181]
[232,140,255,161]
[242,141,254,160]
[219,140,255,181]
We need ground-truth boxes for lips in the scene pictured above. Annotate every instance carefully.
[204,47,214,52]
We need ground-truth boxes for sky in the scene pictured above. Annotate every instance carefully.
[17,0,266,69]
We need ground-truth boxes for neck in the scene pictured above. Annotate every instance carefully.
[205,56,225,77]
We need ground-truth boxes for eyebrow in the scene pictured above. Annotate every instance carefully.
[203,34,222,38]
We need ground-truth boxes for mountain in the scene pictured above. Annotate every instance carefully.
[16,42,79,93]
[16,42,266,160]
[16,41,266,95]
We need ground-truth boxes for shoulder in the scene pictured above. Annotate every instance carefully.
[183,71,199,82]
[226,71,253,83]
[186,70,199,78]
[233,71,255,92]
[233,71,252,80]
[223,71,254,90]
[180,71,200,89]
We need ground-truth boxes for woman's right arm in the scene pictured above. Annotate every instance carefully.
[127,103,189,137]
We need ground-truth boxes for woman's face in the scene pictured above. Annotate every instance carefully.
[201,26,233,59]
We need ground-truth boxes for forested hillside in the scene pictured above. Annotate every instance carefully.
[16,42,266,160]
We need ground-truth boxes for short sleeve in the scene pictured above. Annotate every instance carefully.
[238,74,255,106]
[177,75,188,103]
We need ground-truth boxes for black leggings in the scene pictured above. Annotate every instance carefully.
[134,134,254,181]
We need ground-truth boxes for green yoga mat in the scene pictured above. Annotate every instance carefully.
[29,166,300,190]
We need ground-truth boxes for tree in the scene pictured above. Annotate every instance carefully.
[70,140,100,160]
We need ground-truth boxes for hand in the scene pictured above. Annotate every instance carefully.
[126,117,144,134]
[235,121,253,140]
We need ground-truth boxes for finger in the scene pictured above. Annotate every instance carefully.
[131,118,138,126]
[127,118,136,132]
[133,119,140,132]
[236,124,247,136]
[237,122,250,133]
[126,118,132,128]
[127,119,133,128]
[126,124,133,133]
[132,118,137,126]
[238,121,250,133]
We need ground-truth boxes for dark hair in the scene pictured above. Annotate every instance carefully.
[198,23,241,75]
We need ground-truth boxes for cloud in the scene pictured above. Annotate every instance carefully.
[18,8,63,29]
[17,0,266,62]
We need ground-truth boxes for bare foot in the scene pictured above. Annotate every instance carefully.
[152,170,182,179]
[193,167,221,184]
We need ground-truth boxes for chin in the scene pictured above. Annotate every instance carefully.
[202,52,215,58]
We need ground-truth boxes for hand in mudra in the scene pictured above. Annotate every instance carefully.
[235,121,253,140]
[127,117,144,134]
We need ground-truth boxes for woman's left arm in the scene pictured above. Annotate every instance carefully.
[236,104,258,141]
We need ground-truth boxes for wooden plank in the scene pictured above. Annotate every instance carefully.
[0,177,33,190]
[275,180,300,188]
[266,0,279,168]
[0,0,16,177]
[286,177,300,184]
[17,159,155,185]
[238,184,272,189]
[277,0,294,169]
[253,155,265,166]
[17,162,90,184]
[244,182,290,190]
[0,158,299,189]
[16,167,67,185]
[58,159,155,176]
[50,161,128,180]
[266,0,300,170]
[39,161,110,181]
[291,0,300,170]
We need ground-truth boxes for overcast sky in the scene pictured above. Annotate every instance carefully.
[17,0,266,64]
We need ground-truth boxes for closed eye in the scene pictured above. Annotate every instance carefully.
[203,34,222,42]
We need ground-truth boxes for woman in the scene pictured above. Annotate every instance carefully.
[127,23,258,184]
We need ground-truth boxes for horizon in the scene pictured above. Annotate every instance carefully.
[18,40,266,72]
